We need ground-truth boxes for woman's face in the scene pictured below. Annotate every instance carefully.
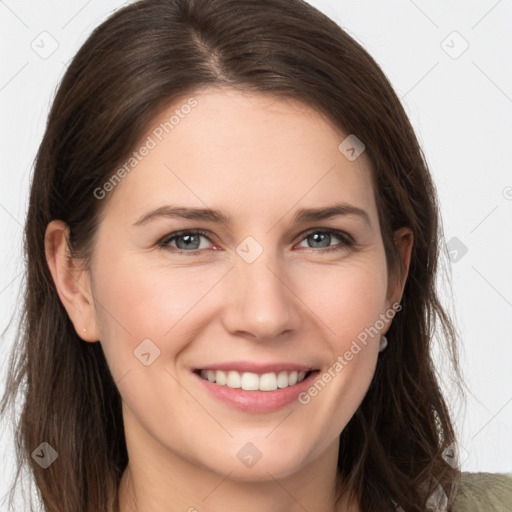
[75,88,410,481]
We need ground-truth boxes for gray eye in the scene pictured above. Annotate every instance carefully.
[161,230,213,251]
[306,232,333,248]
[175,233,202,250]
[297,229,350,250]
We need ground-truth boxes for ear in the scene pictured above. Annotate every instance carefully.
[44,220,99,342]
[386,226,414,308]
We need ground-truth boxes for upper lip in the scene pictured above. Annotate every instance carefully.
[195,361,318,374]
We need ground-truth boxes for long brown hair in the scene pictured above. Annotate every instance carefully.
[1,0,467,510]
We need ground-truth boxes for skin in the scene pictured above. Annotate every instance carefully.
[45,87,413,512]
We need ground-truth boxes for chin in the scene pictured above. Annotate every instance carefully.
[197,436,313,481]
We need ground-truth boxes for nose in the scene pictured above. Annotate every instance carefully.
[221,250,299,341]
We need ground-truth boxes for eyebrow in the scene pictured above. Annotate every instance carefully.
[132,201,372,228]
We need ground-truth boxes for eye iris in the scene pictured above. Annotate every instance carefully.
[176,233,200,250]
[309,232,331,248]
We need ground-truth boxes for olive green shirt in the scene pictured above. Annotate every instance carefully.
[452,472,512,511]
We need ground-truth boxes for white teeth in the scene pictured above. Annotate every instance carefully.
[215,370,227,385]
[260,372,278,391]
[199,369,310,391]
[241,372,259,390]
[226,370,241,388]
[277,370,297,388]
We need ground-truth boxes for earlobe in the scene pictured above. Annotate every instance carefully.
[44,220,99,342]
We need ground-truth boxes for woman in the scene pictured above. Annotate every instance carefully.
[1,0,511,511]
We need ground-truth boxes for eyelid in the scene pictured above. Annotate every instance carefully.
[158,227,356,253]
[158,229,215,251]
[298,227,355,245]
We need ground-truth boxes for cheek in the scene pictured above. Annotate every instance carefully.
[94,244,217,325]
[90,248,263,399]
[90,252,217,379]
[293,256,390,345]
[289,263,388,451]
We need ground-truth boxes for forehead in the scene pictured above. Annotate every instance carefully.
[100,87,376,225]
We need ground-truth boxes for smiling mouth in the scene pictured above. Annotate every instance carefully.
[194,369,317,391]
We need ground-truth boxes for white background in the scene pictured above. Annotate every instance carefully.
[1,0,511,508]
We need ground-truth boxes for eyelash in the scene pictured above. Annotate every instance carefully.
[157,228,356,255]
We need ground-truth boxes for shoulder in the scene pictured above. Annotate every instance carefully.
[451,472,512,512]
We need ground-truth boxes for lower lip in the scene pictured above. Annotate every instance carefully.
[193,371,320,413]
